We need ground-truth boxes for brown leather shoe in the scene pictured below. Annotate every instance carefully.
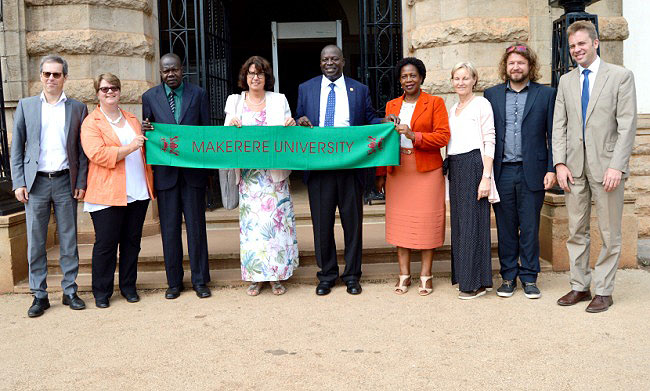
[557,290,592,306]
[585,295,613,313]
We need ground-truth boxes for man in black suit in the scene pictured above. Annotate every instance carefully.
[296,45,382,296]
[483,44,556,299]
[142,53,211,299]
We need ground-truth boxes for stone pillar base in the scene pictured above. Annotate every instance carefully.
[0,212,28,293]
[540,192,638,272]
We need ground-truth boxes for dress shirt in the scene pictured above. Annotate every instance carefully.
[84,114,150,213]
[38,91,69,172]
[398,101,416,148]
[578,56,600,97]
[318,75,350,127]
[164,82,184,124]
[503,81,528,162]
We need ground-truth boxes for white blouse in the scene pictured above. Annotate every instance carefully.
[84,119,150,213]
[447,96,496,158]
[398,101,416,148]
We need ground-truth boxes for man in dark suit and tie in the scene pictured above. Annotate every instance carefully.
[10,55,88,317]
[483,44,556,299]
[142,53,211,299]
[296,45,381,296]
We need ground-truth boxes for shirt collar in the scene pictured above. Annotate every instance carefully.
[40,91,67,105]
[164,82,184,97]
[505,80,530,92]
[578,56,600,75]
[321,75,345,89]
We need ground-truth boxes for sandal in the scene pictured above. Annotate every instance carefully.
[246,282,263,296]
[418,275,433,296]
[271,281,287,296]
[394,275,411,295]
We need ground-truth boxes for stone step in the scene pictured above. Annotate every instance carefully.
[45,221,500,274]
[14,259,554,293]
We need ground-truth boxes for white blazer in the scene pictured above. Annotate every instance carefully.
[223,91,292,184]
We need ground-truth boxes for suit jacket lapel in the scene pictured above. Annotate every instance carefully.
[178,84,194,124]
[156,84,176,123]
[311,79,321,126]
[521,82,540,123]
[570,68,582,121]
[35,97,43,146]
[346,77,357,126]
[64,100,72,142]
[96,109,122,146]
[410,93,428,127]
[585,62,609,123]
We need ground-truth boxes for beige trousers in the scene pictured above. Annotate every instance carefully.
[564,156,625,296]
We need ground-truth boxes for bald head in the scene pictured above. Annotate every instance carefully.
[159,53,183,89]
[320,45,345,82]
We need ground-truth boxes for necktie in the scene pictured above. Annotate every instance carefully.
[168,90,176,119]
[581,68,591,140]
[324,83,336,127]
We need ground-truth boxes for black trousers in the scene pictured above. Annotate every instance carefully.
[157,176,210,288]
[90,200,150,300]
[307,170,363,284]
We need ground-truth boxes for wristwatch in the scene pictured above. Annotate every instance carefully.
[482,173,491,179]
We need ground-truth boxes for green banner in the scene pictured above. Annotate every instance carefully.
[145,122,399,170]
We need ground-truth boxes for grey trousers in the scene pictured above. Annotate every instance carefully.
[25,174,79,298]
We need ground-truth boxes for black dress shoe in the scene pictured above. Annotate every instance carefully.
[121,292,140,303]
[95,299,110,308]
[193,284,212,298]
[316,282,333,296]
[28,297,50,318]
[62,293,86,310]
[165,285,184,300]
[346,280,362,295]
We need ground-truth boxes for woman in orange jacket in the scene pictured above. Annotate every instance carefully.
[81,73,154,308]
[376,58,450,296]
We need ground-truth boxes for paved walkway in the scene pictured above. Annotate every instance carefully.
[1,269,649,390]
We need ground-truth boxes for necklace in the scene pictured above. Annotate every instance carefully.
[246,93,266,106]
[100,106,123,125]
[457,94,475,109]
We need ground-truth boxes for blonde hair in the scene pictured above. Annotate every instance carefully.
[451,62,478,89]
[567,20,599,41]
[94,73,121,92]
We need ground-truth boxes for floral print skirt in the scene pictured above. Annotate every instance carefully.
[239,169,299,282]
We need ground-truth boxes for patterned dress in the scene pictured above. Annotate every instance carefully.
[239,104,299,282]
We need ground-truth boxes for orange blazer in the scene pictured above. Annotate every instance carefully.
[81,106,155,206]
[377,92,450,175]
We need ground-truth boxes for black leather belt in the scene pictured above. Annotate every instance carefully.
[502,161,523,166]
[37,169,69,178]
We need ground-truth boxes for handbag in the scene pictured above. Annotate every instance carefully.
[218,94,242,210]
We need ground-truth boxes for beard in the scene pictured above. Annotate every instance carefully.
[508,70,529,83]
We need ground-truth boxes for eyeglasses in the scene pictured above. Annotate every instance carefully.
[42,72,63,79]
[506,45,528,53]
[247,71,265,79]
[98,86,121,93]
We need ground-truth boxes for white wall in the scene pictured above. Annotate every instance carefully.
[624,0,650,114]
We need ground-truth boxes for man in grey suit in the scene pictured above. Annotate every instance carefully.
[553,21,637,313]
[10,55,88,317]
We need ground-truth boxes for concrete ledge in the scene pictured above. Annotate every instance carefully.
[25,0,151,14]
[26,30,155,58]
[540,192,638,272]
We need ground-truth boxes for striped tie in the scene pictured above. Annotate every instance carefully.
[168,90,176,119]
[324,83,336,127]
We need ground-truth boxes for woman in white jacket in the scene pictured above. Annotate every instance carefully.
[224,56,298,296]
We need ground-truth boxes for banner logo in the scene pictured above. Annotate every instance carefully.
[161,136,179,156]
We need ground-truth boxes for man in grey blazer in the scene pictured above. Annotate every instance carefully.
[553,21,637,313]
[10,55,88,317]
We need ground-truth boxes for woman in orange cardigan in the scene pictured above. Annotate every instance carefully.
[376,58,450,296]
[81,73,154,308]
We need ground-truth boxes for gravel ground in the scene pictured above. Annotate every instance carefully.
[1,269,649,390]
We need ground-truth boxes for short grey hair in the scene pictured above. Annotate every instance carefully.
[451,61,479,89]
[39,55,69,76]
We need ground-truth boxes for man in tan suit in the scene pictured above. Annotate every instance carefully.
[553,21,637,313]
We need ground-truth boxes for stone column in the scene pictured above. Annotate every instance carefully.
[22,0,161,243]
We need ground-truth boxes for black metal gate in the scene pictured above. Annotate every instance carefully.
[158,0,232,124]
[158,0,232,208]
[358,0,403,116]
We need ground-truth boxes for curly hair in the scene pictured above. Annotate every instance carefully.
[498,43,541,83]
[238,56,275,91]
[395,57,426,83]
